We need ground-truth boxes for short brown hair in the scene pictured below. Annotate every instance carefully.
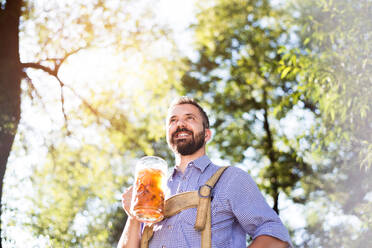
[169,96,210,128]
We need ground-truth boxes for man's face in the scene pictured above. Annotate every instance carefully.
[166,104,209,155]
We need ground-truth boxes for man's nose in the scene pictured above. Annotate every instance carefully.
[176,119,186,127]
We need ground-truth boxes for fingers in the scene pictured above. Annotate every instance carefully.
[122,187,133,203]
[123,186,133,194]
[121,186,134,217]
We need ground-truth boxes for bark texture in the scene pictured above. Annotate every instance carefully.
[0,0,22,245]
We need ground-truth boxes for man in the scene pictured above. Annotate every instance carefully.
[118,96,292,248]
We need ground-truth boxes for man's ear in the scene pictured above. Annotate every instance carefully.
[205,128,212,143]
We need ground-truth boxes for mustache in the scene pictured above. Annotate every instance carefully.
[172,128,193,138]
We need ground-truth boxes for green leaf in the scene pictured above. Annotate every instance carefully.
[281,67,291,79]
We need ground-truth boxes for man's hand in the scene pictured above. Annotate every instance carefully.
[117,186,141,248]
[248,235,289,248]
[122,186,134,217]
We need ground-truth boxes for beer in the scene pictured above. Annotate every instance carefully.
[131,156,167,223]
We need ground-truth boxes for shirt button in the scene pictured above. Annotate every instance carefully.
[182,176,187,180]
[162,246,166,248]
[167,225,172,229]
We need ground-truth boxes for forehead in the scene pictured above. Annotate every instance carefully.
[167,104,201,119]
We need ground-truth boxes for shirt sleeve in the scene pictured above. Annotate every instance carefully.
[225,167,293,247]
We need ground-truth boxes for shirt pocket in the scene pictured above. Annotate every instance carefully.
[179,208,201,247]
[180,207,198,226]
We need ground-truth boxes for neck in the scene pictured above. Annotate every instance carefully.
[174,147,206,173]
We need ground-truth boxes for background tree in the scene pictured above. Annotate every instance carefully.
[2,0,370,246]
[1,0,181,245]
[21,70,178,246]
[282,0,372,246]
[0,2,23,241]
[181,0,317,214]
[181,0,371,246]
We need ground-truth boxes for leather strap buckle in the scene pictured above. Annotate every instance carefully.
[198,184,213,198]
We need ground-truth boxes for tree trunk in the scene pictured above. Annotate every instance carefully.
[0,0,22,246]
[263,89,280,214]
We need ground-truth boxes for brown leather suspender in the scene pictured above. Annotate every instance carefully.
[140,166,229,248]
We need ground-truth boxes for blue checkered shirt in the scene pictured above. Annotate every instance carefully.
[146,155,292,248]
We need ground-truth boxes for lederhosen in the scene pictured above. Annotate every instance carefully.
[141,166,229,248]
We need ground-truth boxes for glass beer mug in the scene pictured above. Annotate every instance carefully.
[130,156,167,223]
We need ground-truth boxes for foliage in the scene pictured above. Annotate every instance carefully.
[17,56,179,247]
[283,0,372,169]
[28,144,128,247]
[181,0,318,214]
[280,0,372,246]
[2,0,370,246]
[2,0,182,246]
[20,0,168,60]
[182,0,371,246]
[1,0,179,243]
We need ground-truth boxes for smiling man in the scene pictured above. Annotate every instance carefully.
[117,96,292,248]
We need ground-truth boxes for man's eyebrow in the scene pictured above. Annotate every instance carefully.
[168,113,196,121]
[170,113,196,118]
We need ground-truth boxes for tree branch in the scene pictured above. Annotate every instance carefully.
[20,43,103,134]
[55,76,71,136]
[23,73,47,110]
[22,45,87,75]
[21,63,70,134]
[62,84,101,121]
[21,62,57,77]
[21,60,101,127]
[48,46,87,73]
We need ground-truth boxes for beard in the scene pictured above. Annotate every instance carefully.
[169,127,205,156]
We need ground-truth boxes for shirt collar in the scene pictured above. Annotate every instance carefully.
[191,155,212,172]
[170,155,212,179]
